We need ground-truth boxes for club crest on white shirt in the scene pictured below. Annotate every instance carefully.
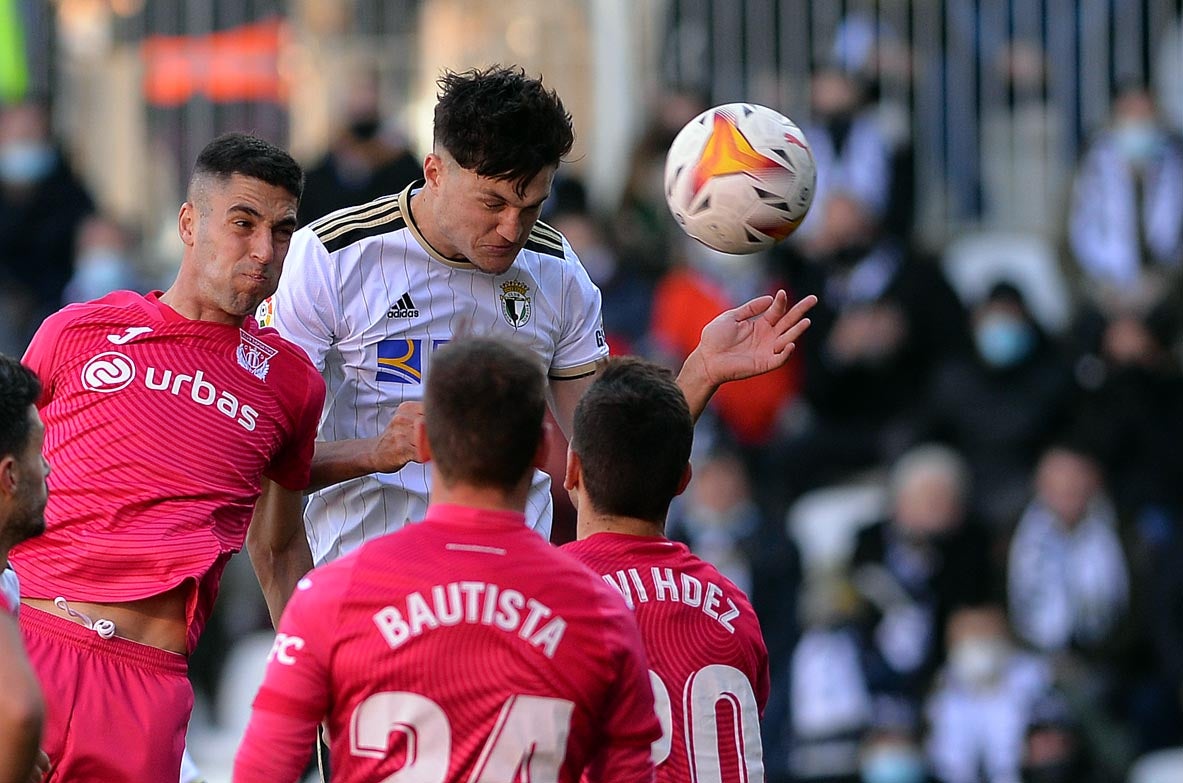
[499,280,532,328]
[237,330,278,380]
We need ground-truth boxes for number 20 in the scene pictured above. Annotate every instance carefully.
[349,691,574,783]
[649,664,764,783]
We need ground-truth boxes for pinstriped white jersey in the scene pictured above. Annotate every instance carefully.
[260,182,607,565]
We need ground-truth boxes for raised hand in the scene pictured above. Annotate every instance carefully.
[676,291,816,420]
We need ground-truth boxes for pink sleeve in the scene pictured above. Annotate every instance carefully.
[585,611,659,783]
[233,706,317,783]
[21,309,72,408]
[233,564,343,781]
[264,364,325,491]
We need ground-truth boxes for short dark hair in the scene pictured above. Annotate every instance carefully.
[433,66,574,195]
[0,355,41,460]
[190,132,304,201]
[425,338,546,490]
[572,358,693,523]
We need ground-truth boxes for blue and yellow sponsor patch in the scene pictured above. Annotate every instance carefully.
[377,338,423,383]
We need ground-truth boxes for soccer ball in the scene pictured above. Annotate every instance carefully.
[664,103,815,255]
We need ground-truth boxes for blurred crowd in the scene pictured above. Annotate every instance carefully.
[5,22,1183,783]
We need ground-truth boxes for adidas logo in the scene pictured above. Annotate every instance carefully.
[386,293,420,319]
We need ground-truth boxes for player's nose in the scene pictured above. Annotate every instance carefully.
[250,229,276,263]
[496,209,526,244]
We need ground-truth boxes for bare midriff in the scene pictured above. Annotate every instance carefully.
[23,581,190,655]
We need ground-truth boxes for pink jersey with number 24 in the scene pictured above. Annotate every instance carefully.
[237,505,660,783]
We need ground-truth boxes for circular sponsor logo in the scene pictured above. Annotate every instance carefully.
[81,351,136,393]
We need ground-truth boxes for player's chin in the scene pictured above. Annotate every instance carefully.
[236,281,278,311]
[474,246,520,274]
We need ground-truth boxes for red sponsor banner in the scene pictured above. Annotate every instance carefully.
[141,18,285,106]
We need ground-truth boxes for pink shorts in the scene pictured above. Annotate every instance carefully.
[20,605,194,782]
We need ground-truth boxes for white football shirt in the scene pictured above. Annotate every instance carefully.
[261,182,607,564]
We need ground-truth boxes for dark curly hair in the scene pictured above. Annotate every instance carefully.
[0,355,41,461]
[433,66,574,196]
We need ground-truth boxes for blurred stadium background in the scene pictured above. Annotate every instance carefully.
[4,1,1183,782]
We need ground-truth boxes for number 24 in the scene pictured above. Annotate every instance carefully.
[350,692,573,783]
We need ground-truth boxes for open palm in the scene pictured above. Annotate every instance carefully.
[694,291,817,386]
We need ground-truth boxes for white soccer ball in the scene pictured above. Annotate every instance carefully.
[664,102,815,255]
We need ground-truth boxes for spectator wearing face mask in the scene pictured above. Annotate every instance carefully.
[924,282,1073,530]
[858,697,935,783]
[0,98,95,354]
[62,215,141,305]
[295,73,421,226]
[926,605,1053,783]
[795,65,895,247]
[1067,81,1183,310]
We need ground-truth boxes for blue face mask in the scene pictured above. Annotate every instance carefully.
[1114,121,1164,164]
[861,746,927,783]
[0,141,55,185]
[974,315,1035,368]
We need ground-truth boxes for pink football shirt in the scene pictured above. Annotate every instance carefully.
[237,505,659,783]
[563,533,770,783]
[12,291,324,651]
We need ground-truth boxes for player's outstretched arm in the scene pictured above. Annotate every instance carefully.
[0,613,45,783]
[676,291,816,421]
[248,478,314,627]
[306,401,424,491]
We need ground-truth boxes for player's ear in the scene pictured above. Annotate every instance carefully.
[415,419,432,463]
[0,455,16,498]
[674,462,693,497]
[563,447,580,492]
[423,152,443,189]
[178,202,196,247]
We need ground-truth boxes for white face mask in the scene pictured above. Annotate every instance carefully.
[949,637,1010,686]
[861,745,927,783]
[65,250,135,303]
[0,141,55,185]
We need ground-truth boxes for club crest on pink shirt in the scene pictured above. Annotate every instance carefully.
[237,330,278,381]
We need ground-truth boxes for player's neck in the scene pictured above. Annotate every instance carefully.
[158,285,245,327]
[407,188,459,260]
[576,510,666,541]
[430,481,529,516]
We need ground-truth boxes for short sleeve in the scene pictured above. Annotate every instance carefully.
[22,308,74,407]
[550,244,608,380]
[264,360,325,491]
[236,563,348,783]
[267,226,340,373]
[249,563,345,722]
